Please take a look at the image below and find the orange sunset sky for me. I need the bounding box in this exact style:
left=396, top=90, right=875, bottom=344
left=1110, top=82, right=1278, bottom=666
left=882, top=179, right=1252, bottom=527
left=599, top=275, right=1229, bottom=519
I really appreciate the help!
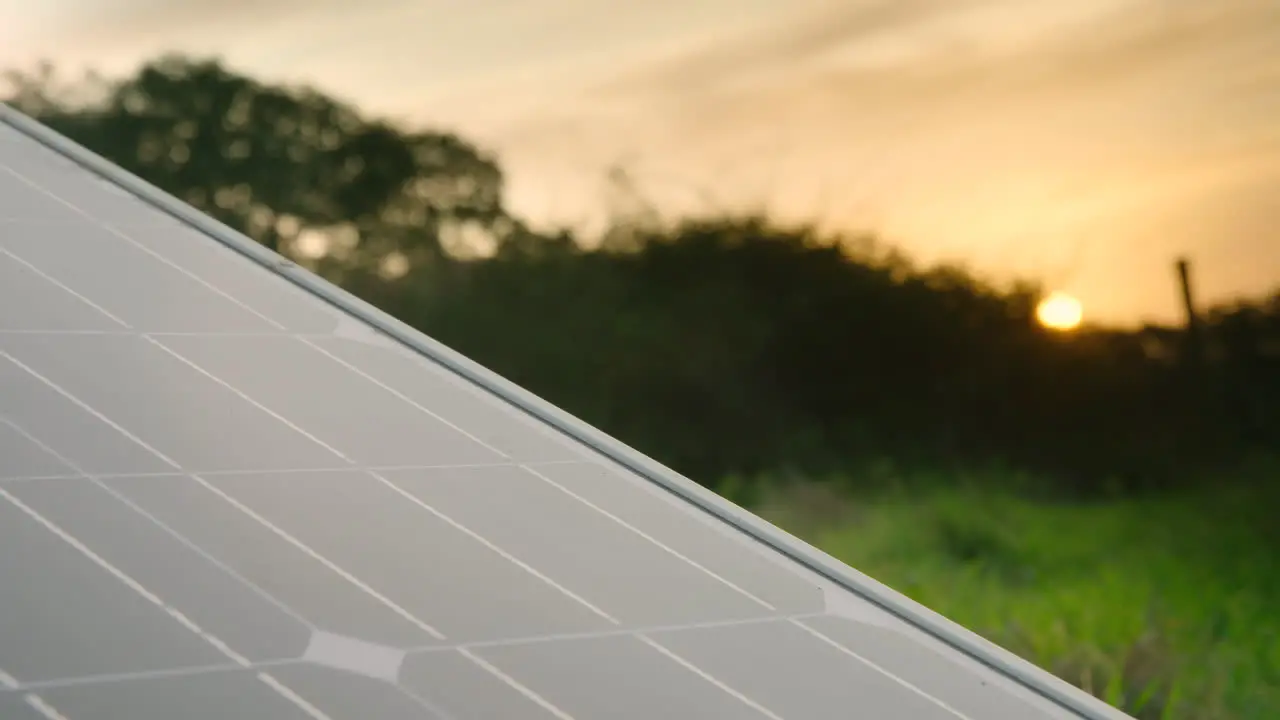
left=1, top=0, right=1277, bottom=324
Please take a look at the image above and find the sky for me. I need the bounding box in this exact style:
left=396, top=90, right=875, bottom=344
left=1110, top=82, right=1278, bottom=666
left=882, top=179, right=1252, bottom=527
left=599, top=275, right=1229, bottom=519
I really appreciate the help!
left=1, top=0, right=1277, bottom=324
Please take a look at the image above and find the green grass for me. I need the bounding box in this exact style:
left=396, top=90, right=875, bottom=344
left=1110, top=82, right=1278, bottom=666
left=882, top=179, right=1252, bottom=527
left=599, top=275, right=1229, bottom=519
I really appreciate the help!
left=742, top=470, right=1280, bottom=719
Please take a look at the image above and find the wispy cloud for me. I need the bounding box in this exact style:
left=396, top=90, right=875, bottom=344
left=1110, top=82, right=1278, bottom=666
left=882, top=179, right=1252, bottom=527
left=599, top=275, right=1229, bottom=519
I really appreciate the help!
left=1, top=0, right=1275, bottom=320
left=472, top=0, right=1279, bottom=320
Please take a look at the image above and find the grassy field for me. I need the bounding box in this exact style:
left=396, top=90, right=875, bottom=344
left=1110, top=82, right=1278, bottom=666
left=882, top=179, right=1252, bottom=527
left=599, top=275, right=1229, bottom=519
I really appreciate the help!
left=737, top=466, right=1279, bottom=720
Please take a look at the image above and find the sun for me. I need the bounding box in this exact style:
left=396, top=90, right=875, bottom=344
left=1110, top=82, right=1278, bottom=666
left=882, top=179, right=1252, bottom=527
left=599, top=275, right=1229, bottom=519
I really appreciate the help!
left=1036, top=292, right=1084, bottom=331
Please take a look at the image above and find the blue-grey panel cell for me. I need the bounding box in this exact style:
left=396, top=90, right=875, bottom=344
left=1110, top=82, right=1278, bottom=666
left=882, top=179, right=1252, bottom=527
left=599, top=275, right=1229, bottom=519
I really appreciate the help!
left=209, top=470, right=614, bottom=643
left=267, top=664, right=443, bottom=720
left=398, top=650, right=562, bottom=720
left=0, top=145, right=178, bottom=227
left=0, top=123, right=24, bottom=142
left=0, top=222, right=281, bottom=333
left=0, top=249, right=123, bottom=331
left=0, top=333, right=347, bottom=473
left=158, top=335, right=505, bottom=467
left=800, top=615, right=1063, bottom=719
left=532, top=462, right=825, bottom=614
left=0, top=422, right=73, bottom=479
left=0, top=351, right=174, bottom=475
left=121, top=219, right=342, bottom=334
left=0, top=497, right=226, bottom=684
left=386, top=465, right=775, bottom=627
left=106, top=474, right=439, bottom=649
left=8, top=478, right=312, bottom=662
left=308, top=338, right=587, bottom=462
left=474, top=634, right=773, bottom=720
left=650, top=619, right=976, bottom=720
left=0, top=692, right=52, bottom=720
left=38, top=670, right=318, bottom=720
left=0, top=166, right=70, bottom=222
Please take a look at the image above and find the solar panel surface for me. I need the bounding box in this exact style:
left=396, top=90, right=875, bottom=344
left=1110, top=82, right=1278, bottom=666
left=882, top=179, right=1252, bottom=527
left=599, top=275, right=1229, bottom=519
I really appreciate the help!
left=0, top=106, right=1133, bottom=720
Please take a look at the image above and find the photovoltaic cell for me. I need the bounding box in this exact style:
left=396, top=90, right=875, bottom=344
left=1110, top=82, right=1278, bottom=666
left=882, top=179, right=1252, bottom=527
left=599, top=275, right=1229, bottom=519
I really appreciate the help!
left=0, top=103, right=1134, bottom=720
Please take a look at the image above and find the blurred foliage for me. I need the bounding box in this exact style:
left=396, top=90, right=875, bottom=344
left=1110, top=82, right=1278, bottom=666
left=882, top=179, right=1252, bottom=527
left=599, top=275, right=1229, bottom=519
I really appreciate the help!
left=5, top=56, right=1278, bottom=497
left=5, top=56, right=509, bottom=273
left=753, top=471, right=1280, bottom=720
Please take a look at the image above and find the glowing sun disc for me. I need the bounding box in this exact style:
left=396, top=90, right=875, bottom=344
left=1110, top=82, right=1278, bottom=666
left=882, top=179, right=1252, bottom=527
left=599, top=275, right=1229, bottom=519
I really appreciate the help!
left=1036, top=292, right=1083, bottom=331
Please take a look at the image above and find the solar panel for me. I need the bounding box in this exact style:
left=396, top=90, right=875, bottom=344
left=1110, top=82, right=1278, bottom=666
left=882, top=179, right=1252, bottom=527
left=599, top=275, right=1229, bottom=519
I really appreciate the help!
left=0, top=104, right=1134, bottom=720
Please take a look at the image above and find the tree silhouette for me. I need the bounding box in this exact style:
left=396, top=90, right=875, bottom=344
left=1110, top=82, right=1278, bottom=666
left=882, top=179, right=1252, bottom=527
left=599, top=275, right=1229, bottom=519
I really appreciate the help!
left=5, top=55, right=1276, bottom=495
left=6, top=56, right=508, bottom=277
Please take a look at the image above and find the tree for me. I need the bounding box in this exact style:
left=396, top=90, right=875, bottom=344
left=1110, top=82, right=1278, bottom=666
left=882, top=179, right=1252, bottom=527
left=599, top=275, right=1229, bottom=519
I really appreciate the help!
left=5, top=56, right=508, bottom=276
left=7, top=55, right=1275, bottom=493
